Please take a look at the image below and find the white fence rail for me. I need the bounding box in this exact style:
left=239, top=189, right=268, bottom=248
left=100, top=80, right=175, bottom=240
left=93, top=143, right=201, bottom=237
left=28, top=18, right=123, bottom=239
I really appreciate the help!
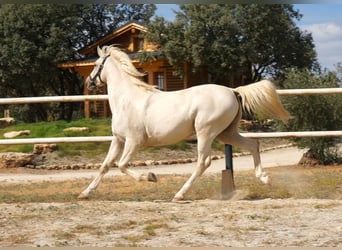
left=277, top=88, right=342, bottom=95
left=0, top=95, right=108, bottom=105
left=1, top=131, right=341, bottom=146
left=0, top=136, right=114, bottom=145
left=0, top=88, right=341, bottom=145
left=0, top=88, right=341, bottom=105
left=241, top=131, right=342, bottom=138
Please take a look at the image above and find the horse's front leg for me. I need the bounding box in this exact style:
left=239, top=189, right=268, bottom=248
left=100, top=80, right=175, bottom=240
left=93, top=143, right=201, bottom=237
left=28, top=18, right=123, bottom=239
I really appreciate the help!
left=78, top=137, right=122, bottom=199
left=117, top=139, right=157, bottom=182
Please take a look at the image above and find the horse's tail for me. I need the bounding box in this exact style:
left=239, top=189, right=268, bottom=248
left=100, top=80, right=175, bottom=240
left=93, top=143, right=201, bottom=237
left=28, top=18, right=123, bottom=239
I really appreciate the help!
left=234, top=80, right=290, bottom=122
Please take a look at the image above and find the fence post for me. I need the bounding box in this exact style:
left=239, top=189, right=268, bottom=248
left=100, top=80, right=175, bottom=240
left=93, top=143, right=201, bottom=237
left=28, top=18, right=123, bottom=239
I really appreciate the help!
left=4, top=109, right=10, bottom=118
left=221, top=144, right=235, bottom=200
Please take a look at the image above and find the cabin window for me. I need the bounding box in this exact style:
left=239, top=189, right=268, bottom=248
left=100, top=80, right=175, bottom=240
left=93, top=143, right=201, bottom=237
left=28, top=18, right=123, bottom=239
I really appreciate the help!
left=133, top=37, right=144, bottom=52
left=154, top=72, right=164, bottom=90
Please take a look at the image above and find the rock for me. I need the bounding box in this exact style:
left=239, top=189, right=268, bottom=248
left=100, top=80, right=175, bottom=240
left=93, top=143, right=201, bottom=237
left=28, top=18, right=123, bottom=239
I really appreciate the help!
left=64, top=165, right=71, bottom=170
left=47, top=165, right=58, bottom=170
left=33, top=144, right=57, bottom=154
left=211, top=155, right=224, bottom=160
left=63, top=127, right=89, bottom=132
left=0, top=117, right=15, bottom=128
left=145, top=160, right=155, bottom=166
left=133, top=160, right=146, bottom=167
left=71, top=164, right=80, bottom=170
left=94, top=163, right=102, bottom=169
left=86, top=164, right=93, bottom=169
left=3, top=130, right=30, bottom=138
left=298, top=150, right=323, bottom=166
left=0, top=152, right=34, bottom=168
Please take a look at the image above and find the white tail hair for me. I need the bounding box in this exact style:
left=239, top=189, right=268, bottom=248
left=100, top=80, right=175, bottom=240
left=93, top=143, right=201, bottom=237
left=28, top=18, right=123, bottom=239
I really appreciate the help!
left=234, top=80, right=290, bottom=122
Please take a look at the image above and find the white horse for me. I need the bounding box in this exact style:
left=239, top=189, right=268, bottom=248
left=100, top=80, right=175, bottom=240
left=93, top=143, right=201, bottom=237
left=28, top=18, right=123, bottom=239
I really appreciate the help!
left=78, top=45, right=290, bottom=202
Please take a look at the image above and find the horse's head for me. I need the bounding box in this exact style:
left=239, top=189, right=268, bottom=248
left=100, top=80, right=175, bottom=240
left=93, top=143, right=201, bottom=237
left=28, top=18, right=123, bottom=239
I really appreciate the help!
left=86, top=46, right=110, bottom=91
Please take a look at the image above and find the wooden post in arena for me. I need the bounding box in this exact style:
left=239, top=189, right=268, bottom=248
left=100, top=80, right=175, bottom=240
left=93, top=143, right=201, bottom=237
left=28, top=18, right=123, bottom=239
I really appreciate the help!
left=221, top=144, right=235, bottom=200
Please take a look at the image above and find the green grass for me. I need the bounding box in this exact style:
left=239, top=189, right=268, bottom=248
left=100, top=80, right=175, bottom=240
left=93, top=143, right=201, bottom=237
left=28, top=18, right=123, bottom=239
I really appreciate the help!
left=0, top=119, right=112, bottom=154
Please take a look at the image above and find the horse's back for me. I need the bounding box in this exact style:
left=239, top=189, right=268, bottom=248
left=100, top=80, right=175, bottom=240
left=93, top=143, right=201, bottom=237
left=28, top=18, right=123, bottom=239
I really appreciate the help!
left=147, top=84, right=238, bottom=118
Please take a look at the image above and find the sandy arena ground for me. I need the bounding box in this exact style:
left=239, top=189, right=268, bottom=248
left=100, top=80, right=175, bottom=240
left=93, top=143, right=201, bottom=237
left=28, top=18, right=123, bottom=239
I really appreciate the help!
left=0, top=199, right=341, bottom=247
left=0, top=146, right=341, bottom=247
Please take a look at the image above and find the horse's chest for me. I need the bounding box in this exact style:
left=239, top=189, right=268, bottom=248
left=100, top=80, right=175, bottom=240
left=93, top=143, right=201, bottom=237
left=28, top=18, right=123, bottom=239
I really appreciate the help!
left=111, top=111, right=145, bottom=137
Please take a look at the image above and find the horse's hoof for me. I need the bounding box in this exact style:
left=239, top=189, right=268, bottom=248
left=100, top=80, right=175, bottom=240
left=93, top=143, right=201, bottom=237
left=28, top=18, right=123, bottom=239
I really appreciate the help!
left=261, top=175, right=271, bottom=185
left=172, top=196, right=182, bottom=202
left=148, top=172, right=157, bottom=182
left=172, top=197, right=192, bottom=203
left=78, top=193, right=89, bottom=199
left=172, top=198, right=192, bottom=204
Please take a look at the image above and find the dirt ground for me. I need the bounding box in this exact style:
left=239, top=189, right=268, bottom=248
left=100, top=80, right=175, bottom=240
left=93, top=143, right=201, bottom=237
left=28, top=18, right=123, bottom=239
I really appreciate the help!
left=0, top=198, right=341, bottom=247
left=0, top=143, right=341, bottom=247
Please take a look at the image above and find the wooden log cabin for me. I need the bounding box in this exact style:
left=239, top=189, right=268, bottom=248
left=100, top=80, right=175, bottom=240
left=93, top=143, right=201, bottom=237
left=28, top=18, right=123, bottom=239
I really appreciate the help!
left=58, top=22, right=243, bottom=118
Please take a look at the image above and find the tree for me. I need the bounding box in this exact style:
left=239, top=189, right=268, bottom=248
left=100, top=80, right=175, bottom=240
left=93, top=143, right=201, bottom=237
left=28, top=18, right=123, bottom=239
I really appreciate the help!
left=279, top=69, right=342, bottom=164
left=235, top=4, right=318, bottom=83
left=76, top=4, right=156, bottom=50
left=0, top=4, right=155, bottom=122
left=0, top=5, right=76, bottom=121
left=145, top=4, right=317, bottom=85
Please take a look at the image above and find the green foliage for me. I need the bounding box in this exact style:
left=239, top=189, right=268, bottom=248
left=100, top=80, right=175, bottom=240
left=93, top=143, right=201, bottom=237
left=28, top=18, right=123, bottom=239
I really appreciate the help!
left=0, top=118, right=112, bottom=154
left=279, top=69, right=342, bottom=164
left=0, top=4, right=155, bottom=122
left=146, top=4, right=317, bottom=85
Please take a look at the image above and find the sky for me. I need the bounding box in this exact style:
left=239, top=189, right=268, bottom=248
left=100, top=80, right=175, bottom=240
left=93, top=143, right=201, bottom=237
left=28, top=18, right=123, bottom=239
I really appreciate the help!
left=155, top=4, right=342, bottom=71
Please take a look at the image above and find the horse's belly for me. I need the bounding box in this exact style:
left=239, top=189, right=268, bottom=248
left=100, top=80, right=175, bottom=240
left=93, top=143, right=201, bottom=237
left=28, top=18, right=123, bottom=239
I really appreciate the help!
left=144, top=116, right=194, bottom=146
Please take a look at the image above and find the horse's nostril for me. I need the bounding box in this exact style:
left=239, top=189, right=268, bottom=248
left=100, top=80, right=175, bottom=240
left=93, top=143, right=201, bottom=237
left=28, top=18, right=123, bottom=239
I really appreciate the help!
left=86, top=77, right=96, bottom=91
left=88, top=83, right=96, bottom=91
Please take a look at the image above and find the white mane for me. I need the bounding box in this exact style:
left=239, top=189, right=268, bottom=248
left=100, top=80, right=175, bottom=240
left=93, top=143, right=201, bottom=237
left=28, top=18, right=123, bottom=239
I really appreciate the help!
left=100, top=46, right=159, bottom=92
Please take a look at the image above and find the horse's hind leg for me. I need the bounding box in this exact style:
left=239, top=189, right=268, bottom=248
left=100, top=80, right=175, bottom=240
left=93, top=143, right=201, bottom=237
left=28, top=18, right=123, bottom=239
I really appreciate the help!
left=217, top=130, right=270, bottom=184
left=78, top=137, right=123, bottom=199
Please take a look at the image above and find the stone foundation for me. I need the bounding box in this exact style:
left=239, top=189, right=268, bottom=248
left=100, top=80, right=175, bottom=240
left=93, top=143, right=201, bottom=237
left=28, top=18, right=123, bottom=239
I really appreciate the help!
left=0, top=152, right=34, bottom=168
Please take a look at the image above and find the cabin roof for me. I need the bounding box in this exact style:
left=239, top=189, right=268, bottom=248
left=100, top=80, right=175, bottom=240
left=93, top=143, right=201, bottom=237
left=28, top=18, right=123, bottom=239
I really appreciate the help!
left=79, top=22, right=147, bottom=56
left=58, top=51, right=164, bottom=69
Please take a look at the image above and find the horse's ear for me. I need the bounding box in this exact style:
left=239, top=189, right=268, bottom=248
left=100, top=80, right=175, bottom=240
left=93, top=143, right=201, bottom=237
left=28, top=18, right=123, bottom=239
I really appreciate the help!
left=97, top=46, right=104, bottom=57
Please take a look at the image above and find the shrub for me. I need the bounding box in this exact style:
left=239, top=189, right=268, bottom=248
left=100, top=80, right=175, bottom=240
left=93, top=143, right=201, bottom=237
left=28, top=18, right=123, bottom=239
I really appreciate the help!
left=278, top=69, right=342, bottom=164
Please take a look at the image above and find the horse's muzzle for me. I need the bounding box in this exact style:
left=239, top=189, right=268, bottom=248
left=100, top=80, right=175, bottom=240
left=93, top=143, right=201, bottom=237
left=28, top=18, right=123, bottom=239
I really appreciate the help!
left=86, top=77, right=97, bottom=91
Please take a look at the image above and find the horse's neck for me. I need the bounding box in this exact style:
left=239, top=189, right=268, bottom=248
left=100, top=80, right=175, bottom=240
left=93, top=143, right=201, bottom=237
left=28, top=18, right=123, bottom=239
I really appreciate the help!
left=106, top=77, right=147, bottom=113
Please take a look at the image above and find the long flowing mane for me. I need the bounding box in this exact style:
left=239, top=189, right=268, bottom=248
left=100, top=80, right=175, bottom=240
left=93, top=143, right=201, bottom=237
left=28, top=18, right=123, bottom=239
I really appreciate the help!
left=101, top=46, right=159, bottom=92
